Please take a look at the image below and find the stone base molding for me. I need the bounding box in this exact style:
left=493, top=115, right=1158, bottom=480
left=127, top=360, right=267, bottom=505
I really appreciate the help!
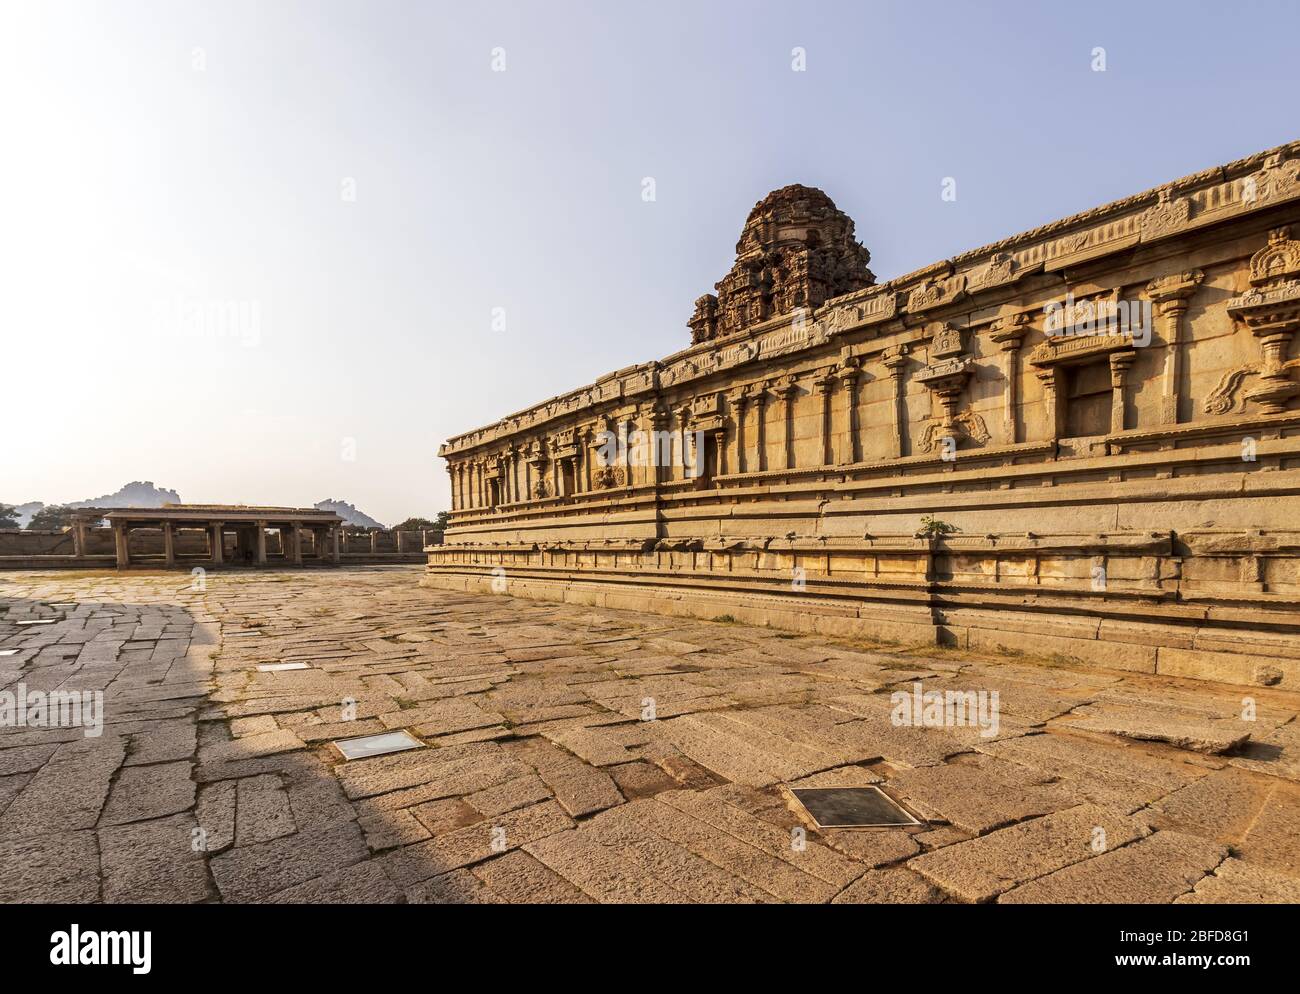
left=427, top=516, right=1300, bottom=689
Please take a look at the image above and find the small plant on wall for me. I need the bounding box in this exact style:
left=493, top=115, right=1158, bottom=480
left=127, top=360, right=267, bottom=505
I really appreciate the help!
left=917, top=514, right=959, bottom=537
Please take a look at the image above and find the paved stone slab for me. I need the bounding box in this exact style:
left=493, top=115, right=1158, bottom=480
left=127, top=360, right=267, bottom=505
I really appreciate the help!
left=632, top=797, right=841, bottom=903
left=1064, top=709, right=1252, bottom=754
left=524, top=827, right=692, bottom=903
left=406, top=868, right=503, bottom=903
left=658, top=788, right=864, bottom=889
left=194, top=781, right=236, bottom=853
left=234, top=774, right=296, bottom=845
left=579, top=804, right=777, bottom=903
left=466, top=774, right=552, bottom=817
left=998, top=831, right=1227, bottom=903
left=199, top=729, right=306, bottom=766
left=263, top=860, right=403, bottom=904
left=886, top=761, right=1078, bottom=835
left=379, top=800, right=573, bottom=888
left=910, top=803, right=1149, bottom=903
left=100, top=760, right=196, bottom=826
left=1229, top=718, right=1300, bottom=783
left=0, top=830, right=100, bottom=903
left=832, top=867, right=945, bottom=904
left=99, top=812, right=211, bottom=903
left=1175, top=857, right=1300, bottom=904
left=209, top=822, right=369, bottom=902
left=0, top=739, right=125, bottom=839
left=470, top=850, right=594, bottom=903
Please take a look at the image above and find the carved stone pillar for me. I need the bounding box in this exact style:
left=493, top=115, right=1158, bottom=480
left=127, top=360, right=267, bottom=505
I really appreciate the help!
left=814, top=370, right=835, bottom=466
left=114, top=523, right=129, bottom=567
left=732, top=392, right=749, bottom=474
left=1147, top=270, right=1204, bottom=424
left=678, top=406, right=692, bottom=481
left=835, top=359, right=861, bottom=465
left=163, top=521, right=175, bottom=566
left=882, top=348, right=910, bottom=459
left=1109, top=351, right=1137, bottom=432
left=210, top=522, right=225, bottom=565
left=658, top=408, right=675, bottom=486
left=1036, top=367, right=1062, bottom=440
left=778, top=377, right=799, bottom=470
left=256, top=521, right=267, bottom=564
left=988, top=312, right=1029, bottom=444
left=753, top=389, right=768, bottom=473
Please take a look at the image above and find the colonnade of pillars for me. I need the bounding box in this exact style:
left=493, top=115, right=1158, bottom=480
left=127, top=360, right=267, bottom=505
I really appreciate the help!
left=108, top=521, right=341, bottom=568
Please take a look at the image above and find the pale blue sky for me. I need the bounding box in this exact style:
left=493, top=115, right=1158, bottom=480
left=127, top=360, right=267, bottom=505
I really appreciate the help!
left=3, top=0, right=1296, bottom=524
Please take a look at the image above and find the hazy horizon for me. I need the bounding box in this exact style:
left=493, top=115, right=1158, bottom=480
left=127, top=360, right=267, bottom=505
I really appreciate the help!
left=4, top=0, right=1298, bottom=524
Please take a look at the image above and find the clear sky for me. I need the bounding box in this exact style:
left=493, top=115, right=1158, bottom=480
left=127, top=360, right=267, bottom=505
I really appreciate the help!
left=3, top=0, right=1297, bottom=525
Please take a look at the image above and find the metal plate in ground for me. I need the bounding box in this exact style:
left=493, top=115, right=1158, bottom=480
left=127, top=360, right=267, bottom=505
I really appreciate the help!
left=256, top=662, right=311, bottom=672
left=14, top=619, right=57, bottom=626
left=332, top=729, right=424, bottom=761
left=789, top=786, right=922, bottom=828
left=0, top=649, right=19, bottom=656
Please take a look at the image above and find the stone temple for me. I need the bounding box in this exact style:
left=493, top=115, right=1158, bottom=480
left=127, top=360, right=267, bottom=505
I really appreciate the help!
left=426, top=140, right=1300, bottom=691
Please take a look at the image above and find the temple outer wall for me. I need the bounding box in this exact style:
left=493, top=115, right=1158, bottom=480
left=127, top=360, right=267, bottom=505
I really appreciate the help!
left=428, top=142, right=1300, bottom=689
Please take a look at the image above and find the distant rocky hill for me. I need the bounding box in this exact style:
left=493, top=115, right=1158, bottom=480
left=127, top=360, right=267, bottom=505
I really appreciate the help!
left=5, top=485, right=386, bottom=531
left=69, top=481, right=182, bottom=509
left=3, top=481, right=182, bottom=527
left=314, top=498, right=385, bottom=530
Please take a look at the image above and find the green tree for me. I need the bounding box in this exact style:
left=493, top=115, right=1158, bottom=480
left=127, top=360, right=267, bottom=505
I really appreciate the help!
left=0, top=504, right=20, bottom=529
left=393, top=511, right=449, bottom=535
left=27, top=505, right=75, bottom=530
left=393, top=516, right=437, bottom=531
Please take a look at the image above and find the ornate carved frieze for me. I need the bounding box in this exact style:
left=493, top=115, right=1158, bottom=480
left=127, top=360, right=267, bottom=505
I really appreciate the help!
left=1246, top=151, right=1300, bottom=207
left=592, top=465, right=627, bottom=489
left=1140, top=186, right=1193, bottom=241
left=968, top=251, right=1021, bottom=292
left=1030, top=291, right=1136, bottom=369
left=819, top=286, right=900, bottom=337
left=1028, top=329, right=1137, bottom=368
left=906, top=273, right=968, bottom=315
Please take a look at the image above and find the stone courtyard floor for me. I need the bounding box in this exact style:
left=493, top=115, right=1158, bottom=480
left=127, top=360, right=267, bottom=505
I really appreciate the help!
left=1, top=565, right=1299, bottom=904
